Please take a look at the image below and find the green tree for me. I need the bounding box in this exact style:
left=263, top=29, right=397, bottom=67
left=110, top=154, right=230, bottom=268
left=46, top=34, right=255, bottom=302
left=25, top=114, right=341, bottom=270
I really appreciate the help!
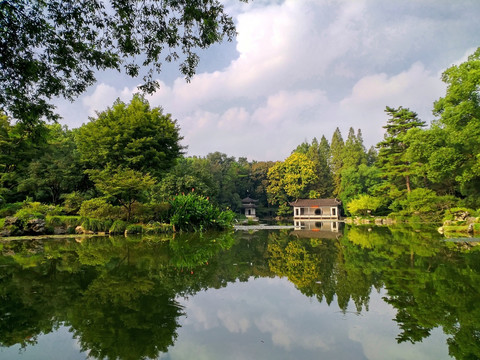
left=17, top=124, right=84, bottom=203
left=330, top=127, right=345, bottom=196
left=339, top=164, right=383, bottom=211
left=376, top=106, right=426, bottom=193
left=433, top=47, right=480, bottom=204
left=1, top=0, right=240, bottom=123
left=347, top=194, right=383, bottom=216
left=87, top=167, right=155, bottom=221
left=0, top=113, right=49, bottom=201
left=305, top=136, right=333, bottom=197
left=342, top=127, right=366, bottom=170
left=267, top=153, right=318, bottom=209
left=155, top=157, right=216, bottom=201
left=76, top=95, right=183, bottom=179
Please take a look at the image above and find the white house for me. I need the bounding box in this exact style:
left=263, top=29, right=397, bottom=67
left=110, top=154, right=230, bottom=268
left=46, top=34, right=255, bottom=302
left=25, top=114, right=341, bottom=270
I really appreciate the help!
left=290, top=199, right=341, bottom=220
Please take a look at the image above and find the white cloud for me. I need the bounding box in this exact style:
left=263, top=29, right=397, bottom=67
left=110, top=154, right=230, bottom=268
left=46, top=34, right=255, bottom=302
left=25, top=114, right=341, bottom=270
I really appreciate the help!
left=61, top=0, right=480, bottom=160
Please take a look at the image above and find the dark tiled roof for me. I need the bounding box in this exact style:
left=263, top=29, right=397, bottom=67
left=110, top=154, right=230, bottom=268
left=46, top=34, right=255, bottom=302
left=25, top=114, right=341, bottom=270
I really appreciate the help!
left=289, top=198, right=341, bottom=207
left=242, top=196, right=258, bottom=203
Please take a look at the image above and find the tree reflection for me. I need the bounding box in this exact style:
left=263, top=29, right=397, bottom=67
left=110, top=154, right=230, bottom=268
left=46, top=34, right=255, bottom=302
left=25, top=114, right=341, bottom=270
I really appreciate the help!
left=1, top=226, right=479, bottom=359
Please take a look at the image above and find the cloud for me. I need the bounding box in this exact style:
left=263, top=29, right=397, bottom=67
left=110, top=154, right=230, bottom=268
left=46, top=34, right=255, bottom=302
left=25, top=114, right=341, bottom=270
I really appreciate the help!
left=62, top=0, right=480, bottom=160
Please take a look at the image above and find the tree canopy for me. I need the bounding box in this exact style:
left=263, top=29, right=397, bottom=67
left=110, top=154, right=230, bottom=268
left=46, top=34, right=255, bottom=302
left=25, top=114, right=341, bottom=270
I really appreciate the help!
left=75, top=94, right=183, bottom=179
left=0, top=0, right=242, bottom=123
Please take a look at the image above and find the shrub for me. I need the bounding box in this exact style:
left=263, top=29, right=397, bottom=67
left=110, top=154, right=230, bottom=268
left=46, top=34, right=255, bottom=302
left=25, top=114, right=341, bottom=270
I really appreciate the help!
left=62, top=191, right=85, bottom=215
left=169, top=193, right=234, bottom=232
left=125, top=224, right=143, bottom=235
left=347, top=195, right=383, bottom=216
left=79, top=198, right=121, bottom=220
left=110, top=220, right=127, bottom=235
left=0, top=202, right=23, bottom=217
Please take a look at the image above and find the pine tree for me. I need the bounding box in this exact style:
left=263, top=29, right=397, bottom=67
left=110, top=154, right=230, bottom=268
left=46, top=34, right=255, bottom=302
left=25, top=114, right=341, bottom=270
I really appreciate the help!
left=376, top=106, right=425, bottom=193
left=330, top=128, right=344, bottom=197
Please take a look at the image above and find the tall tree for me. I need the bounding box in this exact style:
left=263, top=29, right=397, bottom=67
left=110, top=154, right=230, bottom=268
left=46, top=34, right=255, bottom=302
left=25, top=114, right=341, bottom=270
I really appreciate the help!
left=342, top=127, right=366, bottom=170
left=0, top=0, right=241, bottom=123
left=305, top=136, right=333, bottom=197
left=376, top=106, right=425, bottom=193
left=433, top=47, right=480, bottom=203
left=330, top=127, right=344, bottom=197
left=76, top=95, right=183, bottom=179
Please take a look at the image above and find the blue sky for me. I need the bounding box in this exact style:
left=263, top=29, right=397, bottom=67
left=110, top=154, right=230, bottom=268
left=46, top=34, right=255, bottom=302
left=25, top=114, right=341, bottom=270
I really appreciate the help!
left=55, top=0, right=480, bottom=161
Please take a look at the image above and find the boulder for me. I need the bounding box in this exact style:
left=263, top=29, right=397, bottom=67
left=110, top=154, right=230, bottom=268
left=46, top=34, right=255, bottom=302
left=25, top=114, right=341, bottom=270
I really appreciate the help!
left=25, top=218, right=46, bottom=234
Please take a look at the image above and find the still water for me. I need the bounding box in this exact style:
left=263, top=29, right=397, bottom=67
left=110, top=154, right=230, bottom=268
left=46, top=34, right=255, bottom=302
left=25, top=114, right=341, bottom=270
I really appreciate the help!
left=0, top=223, right=479, bottom=359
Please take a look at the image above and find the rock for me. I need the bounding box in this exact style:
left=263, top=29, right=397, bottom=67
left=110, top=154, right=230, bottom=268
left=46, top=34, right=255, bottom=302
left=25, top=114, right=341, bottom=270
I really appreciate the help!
left=54, top=226, right=67, bottom=235
left=374, top=218, right=383, bottom=225
left=454, top=211, right=469, bottom=221
left=467, top=223, right=474, bottom=234
left=438, top=226, right=444, bottom=234
left=25, top=218, right=46, bottom=234
left=4, top=216, right=21, bottom=226
left=75, top=226, right=85, bottom=234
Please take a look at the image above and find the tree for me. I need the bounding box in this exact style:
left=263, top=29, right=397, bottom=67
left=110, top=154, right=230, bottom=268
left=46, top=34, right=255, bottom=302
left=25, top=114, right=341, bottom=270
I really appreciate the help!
left=0, top=0, right=241, bottom=124
left=433, top=47, right=480, bottom=204
left=305, top=136, right=333, bottom=197
left=347, top=194, right=383, bottom=216
left=330, top=127, right=344, bottom=196
left=76, top=95, right=183, bottom=179
left=376, top=106, right=425, bottom=193
left=0, top=113, right=50, bottom=201
left=17, top=124, right=84, bottom=204
left=267, top=152, right=318, bottom=208
left=87, top=167, right=155, bottom=221
left=342, top=127, right=366, bottom=170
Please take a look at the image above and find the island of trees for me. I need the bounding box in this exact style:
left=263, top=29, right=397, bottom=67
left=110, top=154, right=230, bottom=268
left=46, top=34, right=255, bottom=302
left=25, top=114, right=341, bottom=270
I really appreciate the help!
left=1, top=17, right=480, bottom=235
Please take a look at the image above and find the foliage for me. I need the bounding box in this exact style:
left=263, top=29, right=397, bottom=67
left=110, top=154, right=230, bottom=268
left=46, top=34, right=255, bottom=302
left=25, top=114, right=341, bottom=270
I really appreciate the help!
left=126, top=224, right=143, bottom=235
left=62, top=192, right=86, bottom=215
left=87, top=166, right=155, bottom=221
left=391, top=188, right=458, bottom=222
left=79, top=198, right=121, bottom=220
left=168, top=193, right=234, bottom=232
left=267, top=153, right=318, bottom=207
left=1, top=0, right=240, bottom=123
left=330, top=127, right=345, bottom=196
left=109, top=220, right=127, bottom=235
left=76, top=95, right=183, bottom=178
left=17, top=124, right=84, bottom=204
left=347, top=195, right=383, bottom=216
left=433, top=47, right=480, bottom=203
left=376, top=106, right=426, bottom=193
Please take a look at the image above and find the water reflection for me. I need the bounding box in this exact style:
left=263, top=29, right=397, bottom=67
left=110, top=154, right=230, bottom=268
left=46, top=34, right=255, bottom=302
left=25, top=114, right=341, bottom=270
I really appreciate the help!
left=0, top=226, right=479, bottom=359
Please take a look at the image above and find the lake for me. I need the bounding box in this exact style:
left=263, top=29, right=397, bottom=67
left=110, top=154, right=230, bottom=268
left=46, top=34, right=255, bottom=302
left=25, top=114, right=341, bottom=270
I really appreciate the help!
left=0, top=223, right=479, bottom=359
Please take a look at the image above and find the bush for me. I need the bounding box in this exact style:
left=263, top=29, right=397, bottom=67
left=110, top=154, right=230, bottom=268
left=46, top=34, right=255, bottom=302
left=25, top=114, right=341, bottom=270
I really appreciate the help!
left=129, top=202, right=171, bottom=223
left=125, top=224, right=143, bottom=235
left=143, top=222, right=174, bottom=234
left=0, top=202, right=23, bottom=217
left=169, top=193, right=235, bottom=232
left=347, top=194, right=383, bottom=216
left=110, top=220, right=127, bottom=235
left=62, top=191, right=85, bottom=215
left=79, top=198, right=121, bottom=220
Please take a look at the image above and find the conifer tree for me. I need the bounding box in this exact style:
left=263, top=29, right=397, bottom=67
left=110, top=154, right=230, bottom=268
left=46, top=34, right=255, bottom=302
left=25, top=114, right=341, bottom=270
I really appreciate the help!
left=376, top=106, right=425, bottom=193
left=330, top=128, right=344, bottom=196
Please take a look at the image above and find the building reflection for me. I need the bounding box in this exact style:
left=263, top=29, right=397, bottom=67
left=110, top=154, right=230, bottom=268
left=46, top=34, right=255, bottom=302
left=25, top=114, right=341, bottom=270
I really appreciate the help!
left=292, top=220, right=343, bottom=239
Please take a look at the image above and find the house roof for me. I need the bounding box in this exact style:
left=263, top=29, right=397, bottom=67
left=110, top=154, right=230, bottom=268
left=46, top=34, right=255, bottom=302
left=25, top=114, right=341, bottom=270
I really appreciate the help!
left=289, top=198, right=341, bottom=207
left=241, top=196, right=258, bottom=203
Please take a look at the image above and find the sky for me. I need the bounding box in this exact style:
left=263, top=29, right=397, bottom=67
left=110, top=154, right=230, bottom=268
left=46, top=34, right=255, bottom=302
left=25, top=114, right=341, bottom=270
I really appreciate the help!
left=55, top=0, right=480, bottom=162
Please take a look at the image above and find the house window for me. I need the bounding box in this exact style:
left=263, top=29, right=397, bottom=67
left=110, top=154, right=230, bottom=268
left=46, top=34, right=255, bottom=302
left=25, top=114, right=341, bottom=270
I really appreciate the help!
left=314, top=208, right=322, bottom=216
left=296, top=208, right=299, bottom=216
left=331, top=207, right=337, bottom=216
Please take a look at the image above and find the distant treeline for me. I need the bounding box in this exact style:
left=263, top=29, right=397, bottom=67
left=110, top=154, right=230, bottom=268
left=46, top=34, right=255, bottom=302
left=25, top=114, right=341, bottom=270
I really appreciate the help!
left=1, top=49, right=480, bottom=222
